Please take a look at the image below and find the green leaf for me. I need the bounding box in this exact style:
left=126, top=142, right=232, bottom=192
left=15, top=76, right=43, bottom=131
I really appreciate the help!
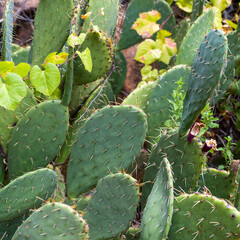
left=135, top=39, right=161, bottom=65
left=0, top=61, right=15, bottom=78
left=67, top=33, right=86, bottom=48
left=30, top=63, right=61, bottom=96
left=176, top=0, right=193, bottom=13
left=131, top=10, right=161, bottom=38
left=141, top=65, right=158, bottom=81
left=155, top=30, right=177, bottom=64
left=0, top=73, right=27, bottom=110
left=43, top=52, right=69, bottom=67
left=210, top=0, right=231, bottom=12
left=15, top=63, right=31, bottom=78
left=76, top=48, right=92, bottom=73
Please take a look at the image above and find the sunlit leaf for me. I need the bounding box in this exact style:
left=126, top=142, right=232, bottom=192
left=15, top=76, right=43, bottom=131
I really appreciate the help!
left=210, top=0, right=232, bottom=12
left=76, top=48, right=92, bottom=73
left=141, top=65, right=159, bottom=82
left=48, top=87, right=61, bottom=100
left=226, top=20, right=237, bottom=29
left=0, top=73, right=27, bottom=110
left=176, top=0, right=193, bottom=13
left=155, top=30, right=177, bottom=64
left=43, top=52, right=69, bottom=67
left=15, top=63, right=31, bottom=78
left=67, top=33, right=86, bottom=48
left=135, top=39, right=161, bottom=65
left=131, top=10, right=161, bottom=38
left=30, top=63, right=61, bottom=96
left=0, top=61, right=15, bottom=78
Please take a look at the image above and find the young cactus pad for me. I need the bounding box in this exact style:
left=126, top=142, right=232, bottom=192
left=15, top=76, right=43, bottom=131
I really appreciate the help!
left=84, top=173, right=140, bottom=239
left=179, top=29, right=228, bottom=136
left=0, top=168, right=57, bottom=221
left=141, top=158, right=174, bottom=240
left=7, top=100, right=69, bottom=179
left=12, top=202, right=88, bottom=240
left=66, top=105, right=147, bottom=197
left=169, top=193, right=240, bottom=239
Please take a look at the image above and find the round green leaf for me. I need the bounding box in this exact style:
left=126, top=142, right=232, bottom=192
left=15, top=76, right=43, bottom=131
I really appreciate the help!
left=15, top=63, right=31, bottom=78
left=0, top=73, right=27, bottom=110
left=30, top=62, right=60, bottom=96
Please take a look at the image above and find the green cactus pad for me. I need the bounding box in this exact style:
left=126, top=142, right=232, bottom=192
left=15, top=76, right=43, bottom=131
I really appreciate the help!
left=0, top=215, right=26, bottom=240
left=0, top=154, right=4, bottom=186
left=122, top=81, right=156, bottom=111
left=56, top=82, right=114, bottom=164
left=12, top=202, right=88, bottom=240
left=73, top=29, right=113, bottom=85
left=65, top=196, right=91, bottom=213
left=179, top=29, right=228, bottom=136
left=141, top=158, right=174, bottom=240
left=196, top=168, right=237, bottom=200
left=0, top=88, right=37, bottom=154
left=173, top=19, right=189, bottom=51
left=69, top=79, right=102, bottom=116
left=144, top=65, right=190, bottom=143
left=190, top=0, right=205, bottom=25
left=117, top=0, right=175, bottom=51
left=176, top=8, right=221, bottom=66
left=1, top=0, right=14, bottom=61
left=8, top=100, right=69, bottom=179
left=169, top=193, right=240, bottom=239
left=0, top=168, right=57, bottom=221
left=67, top=105, right=147, bottom=197
left=85, top=173, right=140, bottom=239
left=81, top=0, right=119, bottom=37
left=12, top=45, right=30, bottom=65
left=143, top=130, right=204, bottom=203
left=31, top=0, right=73, bottom=66
left=109, top=51, right=127, bottom=97
left=212, top=30, right=238, bottom=104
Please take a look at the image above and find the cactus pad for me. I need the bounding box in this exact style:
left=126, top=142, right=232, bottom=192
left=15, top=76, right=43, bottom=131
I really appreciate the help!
left=73, top=29, right=113, bottom=85
left=31, top=0, right=73, bottom=66
left=179, top=29, right=228, bottom=136
left=85, top=173, right=140, bottom=239
left=169, top=193, right=240, bottom=239
left=141, top=158, right=174, bottom=240
left=8, top=100, right=69, bottom=179
left=67, top=105, right=147, bottom=197
left=0, top=168, right=57, bottom=221
left=12, top=202, right=88, bottom=240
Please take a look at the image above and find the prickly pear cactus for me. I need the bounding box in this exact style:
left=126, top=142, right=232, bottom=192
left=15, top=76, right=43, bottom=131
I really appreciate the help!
left=143, top=130, right=204, bottom=203
left=66, top=105, right=147, bottom=197
left=12, top=202, right=88, bottom=240
left=31, top=0, right=73, bottom=66
left=84, top=173, right=140, bottom=239
left=0, top=168, right=57, bottom=221
left=56, top=82, right=114, bottom=164
left=179, top=29, right=228, bottom=136
left=7, top=100, right=69, bottom=179
left=73, top=29, right=113, bottom=85
left=169, top=193, right=240, bottom=239
left=81, top=0, right=119, bottom=37
left=176, top=7, right=221, bottom=66
left=0, top=88, right=37, bottom=154
left=141, top=158, right=174, bottom=240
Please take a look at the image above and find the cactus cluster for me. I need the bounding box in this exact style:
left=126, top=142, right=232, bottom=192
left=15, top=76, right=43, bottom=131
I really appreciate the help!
left=0, top=0, right=239, bottom=239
